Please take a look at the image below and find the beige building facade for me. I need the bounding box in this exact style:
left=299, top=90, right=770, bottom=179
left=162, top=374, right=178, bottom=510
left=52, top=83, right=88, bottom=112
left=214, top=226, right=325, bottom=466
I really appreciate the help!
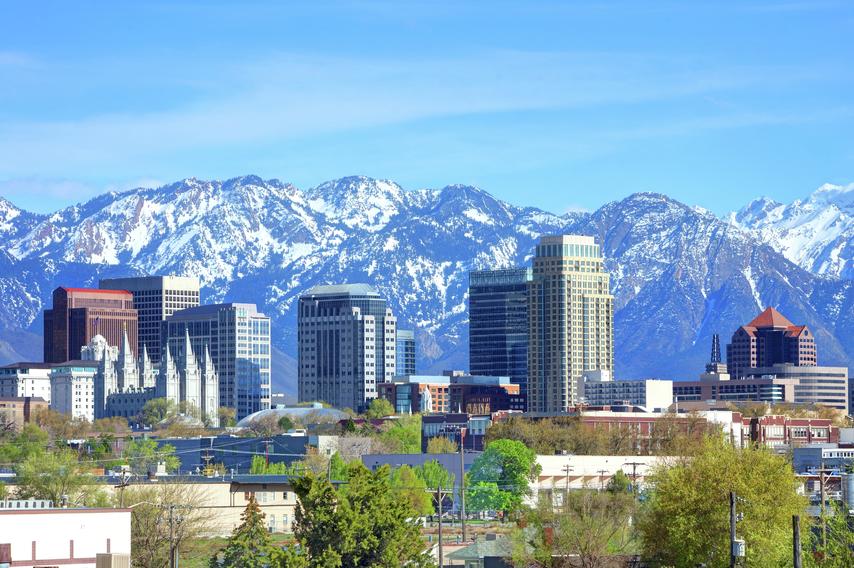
left=528, top=235, right=614, bottom=412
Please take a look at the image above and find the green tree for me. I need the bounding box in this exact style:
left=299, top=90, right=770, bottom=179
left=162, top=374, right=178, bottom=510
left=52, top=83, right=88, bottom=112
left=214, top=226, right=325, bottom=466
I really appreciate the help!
left=416, top=459, right=455, bottom=491
left=218, top=406, right=237, bottom=427
left=211, top=495, right=277, bottom=567
left=290, top=462, right=433, bottom=567
left=467, top=482, right=510, bottom=515
left=0, top=423, right=49, bottom=463
left=378, top=414, right=421, bottom=454
left=124, top=438, right=180, bottom=474
left=511, top=490, right=636, bottom=568
left=426, top=436, right=458, bottom=454
left=389, top=465, right=432, bottom=516
left=14, top=448, right=99, bottom=506
left=278, top=415, right=295, bottom=432
left=469, top=439, right=540, bottom=513
left=329, top=452, right=349, bottom=482
left=365, top=398, right=395, bottom=419
left=807, top=501, right=854, bottom=567
left=606, top=469, right=631, bottom=493
left=141, top=398, right=178, bottom=426
left=638, top=436, right=807, bottom=567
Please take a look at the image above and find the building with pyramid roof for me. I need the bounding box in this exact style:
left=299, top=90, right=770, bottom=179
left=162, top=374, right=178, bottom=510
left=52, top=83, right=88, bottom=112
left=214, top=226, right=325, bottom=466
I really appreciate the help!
left=726, top=307, right=817, bottom=380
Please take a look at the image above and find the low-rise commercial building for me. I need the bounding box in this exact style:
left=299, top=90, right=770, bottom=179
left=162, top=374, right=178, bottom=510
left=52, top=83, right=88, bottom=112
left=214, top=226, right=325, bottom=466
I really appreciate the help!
left=421, top=413, right=493, bottom=452
left=0, top=505, right=131, bottom=568
left=742, top=364, right=849, bottom=411
left=581, top=370, right=672, bottom=411
left=0, top=396, right=48, bottom=430
left=379, top=372, right=524, bottom=415
left=531, top=455, right=669, bottom=506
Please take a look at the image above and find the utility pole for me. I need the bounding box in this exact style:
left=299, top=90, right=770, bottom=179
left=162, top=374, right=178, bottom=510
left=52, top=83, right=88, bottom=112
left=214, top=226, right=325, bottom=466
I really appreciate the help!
left=817, top=465, right=833, bottom=551
left=792, top=515, right=802, bottom=568
left=562, top=463, right=573, bottom=510
left=624, top=461, right=644, bottom=497
left=597, top=469, right=608, bottom=492
left=729, top=491, right=737, bottom=568
left=459, top=426, right=467, bottom=543
left=169, top=504, right=177, bottom=568
left=435, top=486, right=445, bottom=568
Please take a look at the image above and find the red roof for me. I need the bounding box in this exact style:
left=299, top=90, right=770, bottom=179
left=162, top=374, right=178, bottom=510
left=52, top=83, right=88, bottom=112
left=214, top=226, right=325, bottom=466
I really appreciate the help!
left=747, top=307, right=795, bottom=329
left=61, top=287, right=132, bottom=296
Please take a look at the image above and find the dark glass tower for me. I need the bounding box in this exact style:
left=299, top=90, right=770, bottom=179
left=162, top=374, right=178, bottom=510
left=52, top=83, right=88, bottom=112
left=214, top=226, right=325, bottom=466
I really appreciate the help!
left=468, top=268, right=531, bottom=401
left=396, top=329, right=416, bottom=376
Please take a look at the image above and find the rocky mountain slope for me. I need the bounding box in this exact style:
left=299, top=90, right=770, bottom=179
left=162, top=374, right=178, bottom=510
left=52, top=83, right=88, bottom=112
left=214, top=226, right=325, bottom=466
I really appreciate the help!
left=0, top=176, right=850, bottom=395
left=731, top=183, right=853, bottom=279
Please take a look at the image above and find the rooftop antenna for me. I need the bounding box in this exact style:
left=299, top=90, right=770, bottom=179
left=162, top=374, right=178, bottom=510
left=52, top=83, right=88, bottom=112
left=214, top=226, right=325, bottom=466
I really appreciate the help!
left=711, top=333, right=721, bottom=364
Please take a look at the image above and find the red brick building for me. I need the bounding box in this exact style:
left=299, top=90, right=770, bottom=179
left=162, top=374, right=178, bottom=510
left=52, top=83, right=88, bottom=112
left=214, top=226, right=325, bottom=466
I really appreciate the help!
left=726, top=307, right=817, bottom=379
left=43, top=287, right=138, bottom=363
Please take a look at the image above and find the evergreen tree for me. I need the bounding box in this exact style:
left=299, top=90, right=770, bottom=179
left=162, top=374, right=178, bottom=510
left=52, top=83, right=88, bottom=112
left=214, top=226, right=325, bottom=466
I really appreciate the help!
left=212, top=495, right=276, bottom=567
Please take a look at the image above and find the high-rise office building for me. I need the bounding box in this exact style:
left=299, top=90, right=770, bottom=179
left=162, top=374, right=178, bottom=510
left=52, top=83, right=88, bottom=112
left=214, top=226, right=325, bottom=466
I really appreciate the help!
left=468, top=268, right=531, bottom=400
left=99, top=276, right=200, bottom=363
left=43, top=287, right=138, bottom=364
left=163, top=303, right=271, bottom=419
left=726, top=307, right=817, bottom=379
left=528, top=235, right=614, bottom=412
left=298, top=284, right=396, bottom=411
left=396, top=329, right=416, bottom=376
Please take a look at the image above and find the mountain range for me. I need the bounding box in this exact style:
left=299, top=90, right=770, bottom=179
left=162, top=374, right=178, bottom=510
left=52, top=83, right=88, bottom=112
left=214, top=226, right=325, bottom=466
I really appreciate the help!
left=0, top=176, right=851, bottom=396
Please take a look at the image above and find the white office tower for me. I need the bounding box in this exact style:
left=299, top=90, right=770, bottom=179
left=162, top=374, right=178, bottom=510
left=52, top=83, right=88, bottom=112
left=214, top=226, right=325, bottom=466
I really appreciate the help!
left=298, top=284, right=397, bottom=412
left=50, top=361, right=98, bottom=421
left=99, top=275, right=201, bottom=363
left=528, top=235, right=614, bottom=412
left=156, top=328, right=219, bottom=426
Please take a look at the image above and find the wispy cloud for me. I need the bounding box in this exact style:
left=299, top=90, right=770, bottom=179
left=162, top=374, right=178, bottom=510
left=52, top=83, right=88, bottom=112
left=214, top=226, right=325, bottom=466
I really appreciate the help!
left=0, top=51, right=36, bottom=67
left=0, top=50, right=820, bottom=178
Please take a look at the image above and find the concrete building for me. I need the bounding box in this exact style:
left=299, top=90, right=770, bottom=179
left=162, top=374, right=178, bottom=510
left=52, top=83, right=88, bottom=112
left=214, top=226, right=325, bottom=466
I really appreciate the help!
left=395, top=329, right=416, bottom=376
left=378, top=373, right=524, bottom=415
left=43, top=287, right=138, bottom=364
left=0, top=363, right=52, bottom=403
left=164, top=303, right=271, bottom=419
left=0, top=505, right=131, bottom=567
left=528, top=235, right=614, bottom=412
left=742, top=364, right=849, bottom=411
left=581, top=370, right=673, bottom=411
left=298, top=284, right=396, bottom=412
left=155, top=329, right=219, bottom=426
left=726, top=307, right=817, bottom=379
left=99, top=275, right=200, bottom=363
left=468, top=268, right=531, bottom=401
left=49, top=361, right=98, bottom=421
left=0, top=397, right=48, bottom=430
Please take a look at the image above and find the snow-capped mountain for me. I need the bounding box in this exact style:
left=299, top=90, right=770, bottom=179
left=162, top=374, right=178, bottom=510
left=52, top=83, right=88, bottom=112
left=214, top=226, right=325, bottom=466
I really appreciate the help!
left=731, top=183, right=854, bottom=279
left=0, top=176, right=851, bottom=395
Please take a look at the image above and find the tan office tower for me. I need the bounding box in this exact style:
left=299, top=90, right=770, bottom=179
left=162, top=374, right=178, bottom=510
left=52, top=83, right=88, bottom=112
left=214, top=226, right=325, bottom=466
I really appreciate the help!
left=528, top=235, right=614, bottom=412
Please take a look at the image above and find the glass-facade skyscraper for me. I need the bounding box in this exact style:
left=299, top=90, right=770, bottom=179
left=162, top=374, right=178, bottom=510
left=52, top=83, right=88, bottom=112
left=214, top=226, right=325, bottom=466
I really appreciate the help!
left=468, top=268, right=531, bottom=401
left=395, top=329, right=416, bottom=376
left=163, top=303, right=271, bottom=419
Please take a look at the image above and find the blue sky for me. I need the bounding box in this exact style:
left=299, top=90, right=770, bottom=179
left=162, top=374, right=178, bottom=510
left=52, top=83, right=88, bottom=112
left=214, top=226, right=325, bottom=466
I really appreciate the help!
left=0, top=1, right=852, bottom=215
